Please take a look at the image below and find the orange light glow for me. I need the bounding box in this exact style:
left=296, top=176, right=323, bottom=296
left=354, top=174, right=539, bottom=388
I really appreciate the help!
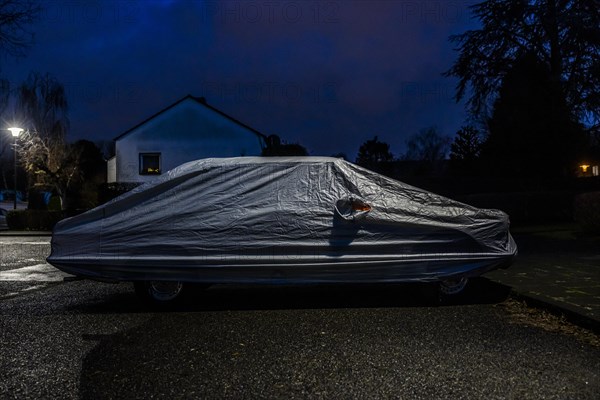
left=352, top=201, right=372, bottom=212
left=580, top=164, right=590, bottom=173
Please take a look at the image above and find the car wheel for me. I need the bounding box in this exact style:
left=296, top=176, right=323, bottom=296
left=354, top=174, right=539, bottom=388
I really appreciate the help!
left=439, top=277, right=469, bottom=296
left=134, top=280, right=185, bottom=306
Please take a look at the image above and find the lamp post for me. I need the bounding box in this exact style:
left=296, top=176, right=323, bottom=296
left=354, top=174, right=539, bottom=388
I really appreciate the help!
left=7, top=127, right=24, bottom=210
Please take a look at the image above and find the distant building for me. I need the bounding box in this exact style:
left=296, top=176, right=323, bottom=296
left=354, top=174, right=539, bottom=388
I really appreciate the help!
left=577, top=159, right=600, bottom=178
left=107, top=95, right=266, bottom=184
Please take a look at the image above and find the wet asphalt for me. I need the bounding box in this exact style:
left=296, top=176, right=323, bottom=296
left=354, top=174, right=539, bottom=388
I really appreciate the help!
left=0, top=278, right=598, bottom=399
left=0, top=236, right=599, bottom=399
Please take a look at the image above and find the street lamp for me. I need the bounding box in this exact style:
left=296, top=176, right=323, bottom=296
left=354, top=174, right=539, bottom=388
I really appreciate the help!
left=7, top=127, right=24, bottom=210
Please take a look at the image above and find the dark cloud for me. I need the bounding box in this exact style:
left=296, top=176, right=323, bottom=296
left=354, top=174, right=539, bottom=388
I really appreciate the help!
left=2, top=0, right=479, bottom=158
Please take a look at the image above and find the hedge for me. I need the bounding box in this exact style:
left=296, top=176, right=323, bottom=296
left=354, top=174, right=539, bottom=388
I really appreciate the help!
left=6, top=210, right=64, bottom=231
left=574, top=191, right=600, bottom=234
left=455, top=191, right=574, bottom=225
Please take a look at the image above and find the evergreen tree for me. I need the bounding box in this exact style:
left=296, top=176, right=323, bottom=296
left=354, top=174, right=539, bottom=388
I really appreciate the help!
left=450, top=126, right=482, bottom=163
left=450, top=126, right=483, bottom=175
left=484, top=52, right=586, bottom=177
left=356, top=136, right=393, bottom=170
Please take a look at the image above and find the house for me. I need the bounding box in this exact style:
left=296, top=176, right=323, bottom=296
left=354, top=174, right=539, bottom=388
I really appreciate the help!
left=578, top=162, right=600, bottom=178
left=107, top=95, right=266, bottom=184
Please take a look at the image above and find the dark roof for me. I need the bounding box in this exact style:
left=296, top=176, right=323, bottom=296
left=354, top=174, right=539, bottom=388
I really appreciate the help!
left=113, top=94, right=267, bottom=142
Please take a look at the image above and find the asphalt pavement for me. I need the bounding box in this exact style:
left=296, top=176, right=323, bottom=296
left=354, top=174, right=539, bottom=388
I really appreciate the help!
left=0, top=229, right=599, bottom=398
left=1, top=278, right=599, bottom=399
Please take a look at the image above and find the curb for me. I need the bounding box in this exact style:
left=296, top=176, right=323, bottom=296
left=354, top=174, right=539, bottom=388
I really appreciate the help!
left=508, top=290, right=600, bottom=334
left=485, top=278, right=600, bottom=334
left=0, top=231, right=52, bottom=237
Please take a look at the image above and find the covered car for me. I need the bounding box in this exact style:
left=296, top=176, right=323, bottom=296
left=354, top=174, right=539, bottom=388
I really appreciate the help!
left=48, top=157, right=516, bottom=302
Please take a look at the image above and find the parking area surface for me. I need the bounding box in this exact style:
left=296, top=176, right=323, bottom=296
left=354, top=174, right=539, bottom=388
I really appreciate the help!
left=0, top=233, right=599, bottom=399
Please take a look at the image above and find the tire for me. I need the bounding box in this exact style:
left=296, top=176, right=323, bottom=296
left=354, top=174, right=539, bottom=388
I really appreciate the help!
left=134, top=280, right=186, bottom=306
left=439, top=277, right=469, bottom=296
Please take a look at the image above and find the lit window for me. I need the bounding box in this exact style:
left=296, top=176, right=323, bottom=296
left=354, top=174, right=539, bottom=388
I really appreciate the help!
left=139, top=153, right=161, bottom=175
left=593, top=165, right=599, bottom=177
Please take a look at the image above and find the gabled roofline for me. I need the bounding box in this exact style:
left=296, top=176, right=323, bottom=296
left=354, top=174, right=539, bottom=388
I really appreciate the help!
left=113, top=94, right=267, bottom=142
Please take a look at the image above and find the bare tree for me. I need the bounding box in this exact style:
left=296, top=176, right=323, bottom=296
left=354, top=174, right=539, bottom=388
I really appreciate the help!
left=0, top=1, right=41, bottom=191
left=444, top=0, right=600, bottom=131
left=18, top=130, right=80, bottom=208
left=404, top=127, right=450, bottom=163
left=0, top=0, right=40, bottom=109
left=0, top=0, right=41, bottom=58
left=16, top=72, right=79, bottom=209
left=18, top=72, right=69, bottom=137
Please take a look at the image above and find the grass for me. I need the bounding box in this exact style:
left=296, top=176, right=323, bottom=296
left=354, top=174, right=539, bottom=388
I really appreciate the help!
left=499, top=298, right=600, bottom=348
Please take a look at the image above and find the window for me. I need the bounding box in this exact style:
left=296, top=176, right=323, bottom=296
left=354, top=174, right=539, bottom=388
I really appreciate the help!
left=139, top=153, right=161, bottom=175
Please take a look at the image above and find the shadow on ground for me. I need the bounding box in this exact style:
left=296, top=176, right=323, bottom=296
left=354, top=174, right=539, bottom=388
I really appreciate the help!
left=68, top=277, right=511, bottom=315
left=76, top=279, right=597, bottom=400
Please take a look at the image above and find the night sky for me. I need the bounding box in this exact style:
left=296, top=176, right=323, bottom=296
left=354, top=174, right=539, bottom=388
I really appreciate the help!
left=2, top=0, right=479, bottom=159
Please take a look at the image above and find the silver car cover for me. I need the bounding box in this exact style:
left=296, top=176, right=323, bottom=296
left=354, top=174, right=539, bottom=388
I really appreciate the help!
left=48, top=157, right=517, bottom=283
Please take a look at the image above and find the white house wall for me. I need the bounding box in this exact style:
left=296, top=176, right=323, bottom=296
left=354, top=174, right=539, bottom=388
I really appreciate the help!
left=107, top=157, right=116, bottom=183
left=115, top=98, right=263, bottom=183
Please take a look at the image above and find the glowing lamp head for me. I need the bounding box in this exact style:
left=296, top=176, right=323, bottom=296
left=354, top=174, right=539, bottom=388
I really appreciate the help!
left=8, top=127, right=24, bottom=137
left=580, top=164, right=590, bottom=173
